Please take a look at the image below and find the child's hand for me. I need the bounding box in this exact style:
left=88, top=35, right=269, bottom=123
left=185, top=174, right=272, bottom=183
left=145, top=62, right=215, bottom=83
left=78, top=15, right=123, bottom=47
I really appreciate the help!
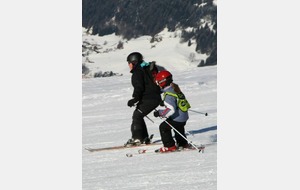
left=153, top=110, right=160, bottom=117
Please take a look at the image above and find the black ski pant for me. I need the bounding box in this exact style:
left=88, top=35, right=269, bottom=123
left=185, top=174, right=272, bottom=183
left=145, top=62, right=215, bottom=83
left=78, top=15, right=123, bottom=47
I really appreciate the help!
left=159, top=119, right=188, bottom=147
left=131, top=99, right=160, bottom=141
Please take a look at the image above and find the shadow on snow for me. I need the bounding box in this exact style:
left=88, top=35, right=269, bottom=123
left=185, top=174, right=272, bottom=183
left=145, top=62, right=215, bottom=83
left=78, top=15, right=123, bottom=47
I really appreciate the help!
left=187, top=125, right=217, bottom=136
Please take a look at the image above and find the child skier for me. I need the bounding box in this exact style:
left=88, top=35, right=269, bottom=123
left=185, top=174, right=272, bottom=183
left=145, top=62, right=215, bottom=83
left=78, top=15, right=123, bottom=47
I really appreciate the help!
left=153, top=70, right=191, bottom=153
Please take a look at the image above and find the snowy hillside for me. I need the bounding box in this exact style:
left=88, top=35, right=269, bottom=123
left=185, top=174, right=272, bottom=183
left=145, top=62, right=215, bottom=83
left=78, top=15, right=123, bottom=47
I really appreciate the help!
left=82, top=28, right=217, bottom=189
left=82, top=28, right=209, bottom=77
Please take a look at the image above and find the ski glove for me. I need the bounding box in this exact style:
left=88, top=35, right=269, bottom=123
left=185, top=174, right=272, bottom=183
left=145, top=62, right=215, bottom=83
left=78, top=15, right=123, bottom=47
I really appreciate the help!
left=153, top=110, right=160, bottom=117
left=159, top=101, right=164, bottom=106
left=127, top=98, right=139, bottom=107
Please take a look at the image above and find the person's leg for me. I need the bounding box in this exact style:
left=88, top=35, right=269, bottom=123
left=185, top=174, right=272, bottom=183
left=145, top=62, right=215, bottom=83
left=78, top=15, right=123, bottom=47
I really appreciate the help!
left=159, top=121, right=175, bottom=147
left=131, top=109, right=146, bottom=141
left=168, top=120, right=188, bottom=147
left=137, top=99, right=160, bottom=140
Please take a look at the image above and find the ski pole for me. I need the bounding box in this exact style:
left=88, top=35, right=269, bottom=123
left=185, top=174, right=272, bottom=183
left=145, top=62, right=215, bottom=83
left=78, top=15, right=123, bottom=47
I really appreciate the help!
left=189, top=109, right=208, bottom=116
left=154, top=108, right=194, bottom=137
left=131, top=103, right=155, bottom=123
left=137, top=108, right=154, bottom=123
left=164, top=120, right=201, bottom=152
left=154, top=109, right=199, bottom=151
left=139, top=108, right=196, bottom=146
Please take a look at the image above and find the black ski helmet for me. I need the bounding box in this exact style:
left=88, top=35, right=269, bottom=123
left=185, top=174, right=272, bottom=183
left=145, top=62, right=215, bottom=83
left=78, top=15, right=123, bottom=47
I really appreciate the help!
left=127, top=52, right=143, bottom=63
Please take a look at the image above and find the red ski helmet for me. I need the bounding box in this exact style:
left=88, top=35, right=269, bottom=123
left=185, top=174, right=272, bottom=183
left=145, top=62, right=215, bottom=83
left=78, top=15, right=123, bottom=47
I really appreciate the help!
left=155, top=70, right=173, bottom=88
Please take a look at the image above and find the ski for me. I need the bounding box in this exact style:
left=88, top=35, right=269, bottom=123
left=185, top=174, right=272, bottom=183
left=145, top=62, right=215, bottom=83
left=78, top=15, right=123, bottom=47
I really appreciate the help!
left=126, top=144, right=207, bottom=157
left=155, top=144, right=206, bottom=153
left=85, top=134, right=160, bottom=152
left=85, top=142, right=162, bottom=152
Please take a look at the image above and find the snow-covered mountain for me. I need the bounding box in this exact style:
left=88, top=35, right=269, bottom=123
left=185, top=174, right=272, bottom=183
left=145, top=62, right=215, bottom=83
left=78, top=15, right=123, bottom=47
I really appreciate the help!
left=82, top=27, right=210, bottom=78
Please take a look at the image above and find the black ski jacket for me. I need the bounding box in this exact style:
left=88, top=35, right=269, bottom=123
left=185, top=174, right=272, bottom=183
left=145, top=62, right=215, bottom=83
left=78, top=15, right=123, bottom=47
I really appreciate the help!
left=131, top=63, right=161, bottom=102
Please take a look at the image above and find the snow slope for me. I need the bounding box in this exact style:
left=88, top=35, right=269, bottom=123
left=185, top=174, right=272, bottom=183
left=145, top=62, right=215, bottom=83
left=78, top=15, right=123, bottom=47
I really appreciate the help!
left=82, top=29, right=217, bottom=190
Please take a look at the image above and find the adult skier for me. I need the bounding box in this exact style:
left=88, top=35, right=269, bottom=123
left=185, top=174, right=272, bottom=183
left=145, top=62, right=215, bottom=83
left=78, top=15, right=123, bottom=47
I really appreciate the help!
left=125, top=52, right=162, bottom=147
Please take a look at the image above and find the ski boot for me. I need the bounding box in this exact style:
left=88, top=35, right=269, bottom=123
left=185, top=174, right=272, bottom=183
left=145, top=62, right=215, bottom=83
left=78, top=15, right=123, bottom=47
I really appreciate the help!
left=124, top=138, right=141, bottom=147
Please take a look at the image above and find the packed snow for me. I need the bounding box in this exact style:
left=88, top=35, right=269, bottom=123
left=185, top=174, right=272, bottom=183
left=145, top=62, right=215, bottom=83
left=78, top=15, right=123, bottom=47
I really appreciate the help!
left=82, top=28, right=217, bottom=190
